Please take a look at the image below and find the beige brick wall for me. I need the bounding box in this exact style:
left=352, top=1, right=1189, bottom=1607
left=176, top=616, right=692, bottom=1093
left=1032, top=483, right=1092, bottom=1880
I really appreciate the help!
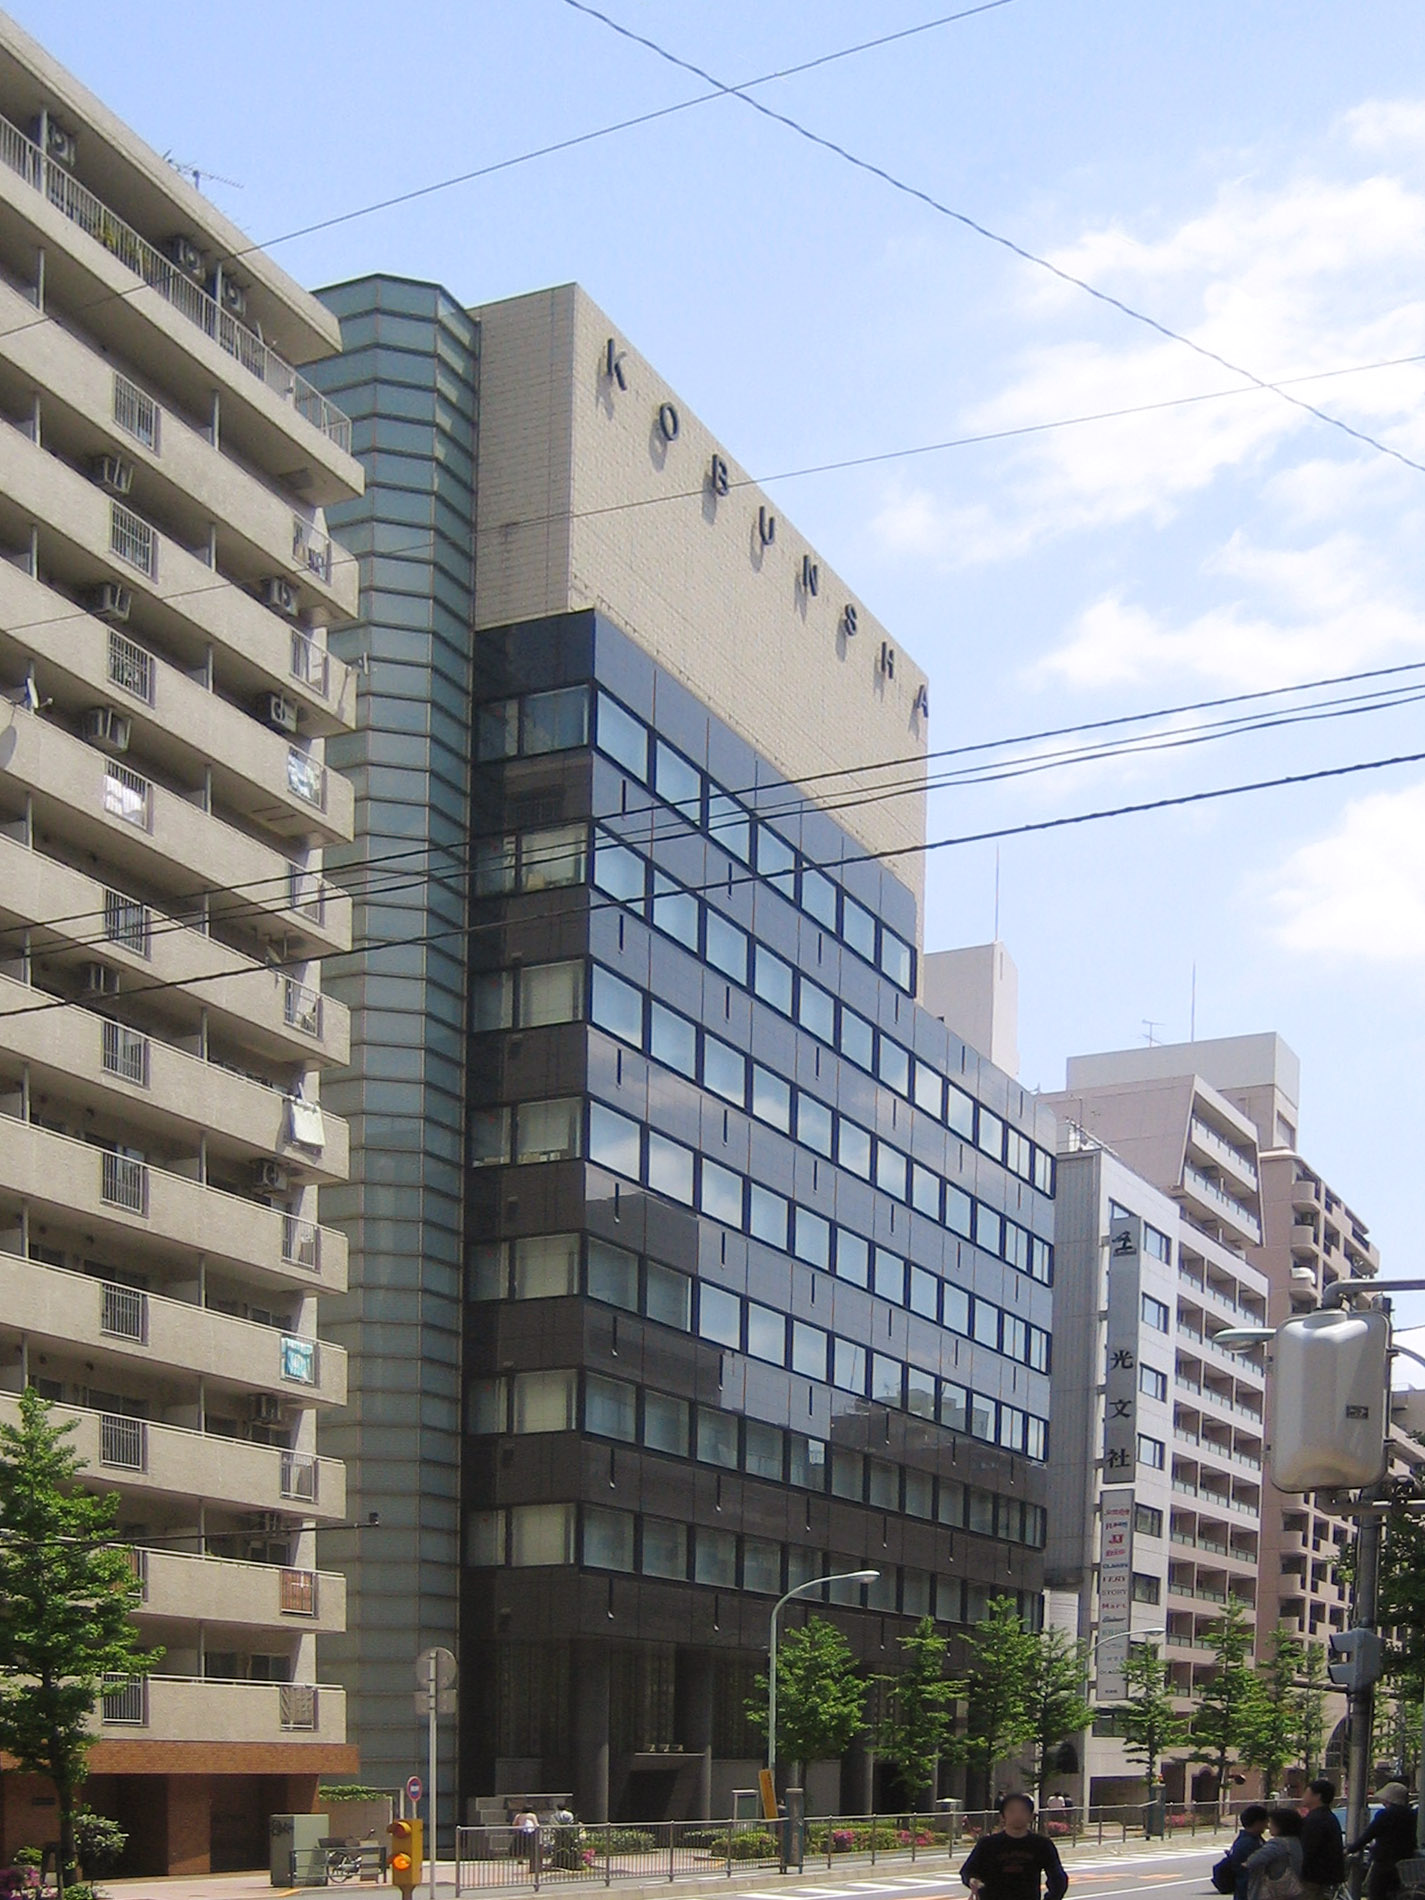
left=471, top=284, right=928, bottom=926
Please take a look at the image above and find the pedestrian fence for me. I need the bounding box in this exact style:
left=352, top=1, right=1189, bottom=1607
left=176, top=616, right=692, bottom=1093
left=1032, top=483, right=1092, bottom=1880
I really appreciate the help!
left=454, top=1803, right=1249, bottom=1892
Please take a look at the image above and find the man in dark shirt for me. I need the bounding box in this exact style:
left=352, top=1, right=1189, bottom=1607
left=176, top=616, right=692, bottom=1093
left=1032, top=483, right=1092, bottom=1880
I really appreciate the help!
left=961, top=1793, right=1069, bottom=1900
left=1300, top=1778, right=1346, bottom=1900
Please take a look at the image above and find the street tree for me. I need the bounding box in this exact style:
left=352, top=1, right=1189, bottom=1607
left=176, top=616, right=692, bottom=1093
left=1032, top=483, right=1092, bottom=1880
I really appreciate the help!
left=748, top=1615, right=867, bottom=1785
left=953, top=1596, right=1038, bottom=1798
left=0, top=1388, right=159, bottom=1883
left=1190, top=1595, right=1257, bottom=1810
left=1026, top=1629, right=1095, bottom=1798
left=1110, top=1641, right=1190, bottom=1790
left=1375, top=1480, right=1425, bottom=1701
left=875, top=1616, right=961, bottom=1807
left=1240, top=1625, right=1305, bottom=1795
left=1295, top=1641, right=1329, bottom=1781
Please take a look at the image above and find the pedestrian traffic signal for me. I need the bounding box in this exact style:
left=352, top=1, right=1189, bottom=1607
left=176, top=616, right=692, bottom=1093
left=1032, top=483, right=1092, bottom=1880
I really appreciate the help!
left=1327, top=1628, right=1383, bottom=1694
left=387, top=1819, right=423, bottom=1892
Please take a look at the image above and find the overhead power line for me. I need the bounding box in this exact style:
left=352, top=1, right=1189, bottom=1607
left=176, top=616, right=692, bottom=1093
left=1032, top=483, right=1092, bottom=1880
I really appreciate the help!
left=559, top=0, right=1425, bottom=481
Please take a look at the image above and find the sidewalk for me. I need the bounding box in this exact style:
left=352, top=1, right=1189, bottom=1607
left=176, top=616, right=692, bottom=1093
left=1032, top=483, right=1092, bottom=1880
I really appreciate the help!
left=102, top=1827, right=1228, bottom=1900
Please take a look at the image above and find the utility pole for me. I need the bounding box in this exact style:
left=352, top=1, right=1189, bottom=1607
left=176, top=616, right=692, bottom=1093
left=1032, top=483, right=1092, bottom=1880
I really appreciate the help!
left=1344, top=1503, right=1382, bottom=1886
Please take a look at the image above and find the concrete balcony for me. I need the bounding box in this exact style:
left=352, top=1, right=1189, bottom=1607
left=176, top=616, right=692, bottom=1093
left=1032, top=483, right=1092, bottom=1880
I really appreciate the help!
left=0, top=274, right=359, bottom=632
left=1187, top=1117, right=1258, bottom=1193
left=0, top=974, right=349, bottom=1184
left=94, top=1674, right=345, bottom=1745
left=0, top=1393, right=345, bottom=1517
left=0, top=562, right=354, bottom=849
left=1180, top=1163, right=1262, bottom=1246
left=0, top=422, right=355, bottom=744
left=0, top=1118, right=348, bottom=1295
left=0, top=706, right=350, bottom=957
left=132, top=1548, right=345, bottom=1635
left=0, top=123, right=361, bottom=505
left=0, top=1254, right=347, bottom=1407
left=0, top=833, right=350, bottom=1069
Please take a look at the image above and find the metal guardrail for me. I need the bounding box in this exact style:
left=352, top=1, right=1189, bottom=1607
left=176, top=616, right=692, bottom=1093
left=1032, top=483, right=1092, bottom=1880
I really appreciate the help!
left=453, top=1804, right=1247, bottom=1892
left=113, top=371, right=159, bottom=450
left=110, top=499, right=157, bottom=578
left=102, top=886, right=153, bottom=955
left=108, top=625, right=156, bottom=703
left=0, top=113, right=353, bottom=453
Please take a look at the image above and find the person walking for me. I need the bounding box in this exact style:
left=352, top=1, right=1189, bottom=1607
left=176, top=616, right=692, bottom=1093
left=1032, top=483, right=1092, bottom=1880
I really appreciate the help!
left=1300, top=1779, right=1347, bottom=1900
left=1348, top=1784, right=1418, bottom=1900
left=1215, top=1805, right=1271, bottom=1900
left=960, top=1793, right=1068, bottom=1900
left=1244, top=1805, right=1305, bottom=1900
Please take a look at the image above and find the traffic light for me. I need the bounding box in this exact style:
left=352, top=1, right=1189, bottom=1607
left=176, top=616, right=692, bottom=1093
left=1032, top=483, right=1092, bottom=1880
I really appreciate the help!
left=1327, top=1628, right=1383, bottom=1694
left=387, top=1819, right=423, bottom=1893
left=1266, top=1309, right=1390, bottom=1491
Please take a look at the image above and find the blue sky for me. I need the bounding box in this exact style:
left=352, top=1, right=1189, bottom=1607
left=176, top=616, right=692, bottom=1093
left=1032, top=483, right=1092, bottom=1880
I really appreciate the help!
left=27, top=2, right=1425, bottom=1337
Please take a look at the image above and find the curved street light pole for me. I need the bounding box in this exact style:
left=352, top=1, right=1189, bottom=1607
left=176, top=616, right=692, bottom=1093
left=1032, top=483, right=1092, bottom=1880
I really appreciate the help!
left=768, top=1570, right=880, bottom=1785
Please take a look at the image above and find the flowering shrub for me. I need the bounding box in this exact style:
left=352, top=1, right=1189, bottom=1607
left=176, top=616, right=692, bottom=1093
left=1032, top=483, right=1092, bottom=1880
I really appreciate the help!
left=0, top=1869, right=42, bottom=1900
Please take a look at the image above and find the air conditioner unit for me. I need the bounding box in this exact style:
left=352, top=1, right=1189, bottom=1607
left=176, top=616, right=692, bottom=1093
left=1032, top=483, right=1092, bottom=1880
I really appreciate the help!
left=83, top=962, right=121, bottom=997
left=32, top=119, right=78, bottom=168
left=82, top=581, right=132, bottom=624
left=250, top=1393, right=284, bottom=1423
left=259, top=577, right=300, bottom=618
left=217, top=276, right=247, bottom=319
left=90, top=454, right=134, bottom=497
left=255, top=1159, right=289, bottom=1192
left=83, top=705, right=132, bottom=753
left=262, top=693, right=298, bottom=735
left=164, top=235, right=206, bottom=280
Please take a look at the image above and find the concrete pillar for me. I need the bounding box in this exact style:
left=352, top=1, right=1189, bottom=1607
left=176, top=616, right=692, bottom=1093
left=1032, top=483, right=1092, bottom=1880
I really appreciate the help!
left=676, top=1650, right=715, bottom=1821
left=573, top=1643, right=610, bottom=1824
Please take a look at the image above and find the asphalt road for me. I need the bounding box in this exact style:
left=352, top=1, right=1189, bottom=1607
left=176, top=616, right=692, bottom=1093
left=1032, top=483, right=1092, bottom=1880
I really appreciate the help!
left=730, top=1842, right=1226, bottom=1900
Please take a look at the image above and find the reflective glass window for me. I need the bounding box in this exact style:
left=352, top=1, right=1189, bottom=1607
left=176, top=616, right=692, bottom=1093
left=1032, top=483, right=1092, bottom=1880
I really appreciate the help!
left=1027, top=1416, right=1048, bottom=1460
left=583, top=1506, right=635, bottom=1571
left=875, top=1144, right=908, bottom=1200
left=647, top=1132, right=694, bottom=1203
left=650, top=1002, right=697, bottom=1077
left=700, top=1158, right=744, bottom=1226
left=468, top=1106, right=510, bottom=1167
left=753, top=945, right=794, bottom=1015
left=590, top=965, right=644, bottom=1045
left=523, top=686, right=588, bottom=755
left=908, top=1267, right=938, bottom=1320
left=1028, top=1327, right=1051, bottom=1373
left=833, top=1339, right=866, bottom=1393
left=646, top=1263, right=692, bottom=1330
left=793, top=1207, right=831, bottom=1269
left=586, top=1238, right=638, bottom=1310
left=943, top=1284, right=970, bottom=1335
left=967, top=1489, right=996, bottom=1535
left=521, top=825, right=587, bottom=891
left=651, top=872, right=698, bottom=948
left=975, top=1204, right=1003, bottom=1255
left=835, top=1230, right=869, bottom=1287
left=904, top=1468, right=934, bottom=1517
left=705, top=911, right=749, bottom=984
left=513, top=1233, right=579, bottom=1299
left=978, top=1108, right=1005, bottom=1162
left=751, top=1066, right=792, bottom=1132
left=788, top=1434, right=826, bottom=1489
left=696, top=1406, right=739, bottom=1465
left=641, top=1518, right=687, bottom=1579
left=694, top=1527, right=738, bottom=1586
left=838, top=1120, right=872, bottom=1178
left=510, top=1503, right=574, bottom=1566
left=643, top=1391, right=690, bottom=1456
left=791, top=1321, right=827, bottom=1379
left=801, top=866, right=838, bottom=928
left=871, top=1355, right=902, bottom=1405
left=468, top=1377, right=505, bottom=1434
left=476, top=698, right=518, bottom=760
left=880, top=930, right=913, bottom=990
left=903, top=1568, right=932, bottom=1617
left=469, top=1244, right=504, bottom=1300
left=471, top=969, right=513, bottom=1032
left=521, top=960, right=585, bottom=1027
left=867, top=1459, right=898, bottom=1507
left=873, top=1249, right=905, bottom=1303
left=588, top=1102, right=640, bottom=1178
left=746, top=1302, right=786, bottom=1365
left=748, top=1183, right=789, bottom=1248
left=512, top=1370, right=576, bottom=1433
left=877, top=1038, right=910, bottom=1095
left=970, top=1394, right=997, bottom=1441
left=913, top=1062, right=943, bottom=1117
left=593, top=836, right=646, bottom=905
left=906, top=1364, right=936, bottom=1418
left=798, top=980, right=835, bottom=1044
left=655, top=740, right=702, bottom=821
left=585, top=1374, right=637, bottom=1441
left=757, top=826, right=796, bottom=894
left=973, top=1301, right=1000, bottom=1349
left=698, top=1284, right=741, bottom=1349
left=831, top=1450, right=864, bottom=1500
left=596, top=693, right=647, bottom=780
left=1003, top=1314, right=1028, bottom=1362
left=703, top=1035, right=746, bottom=1105
left=911, top=1164, right=941, bottom=1218
left=945, top=1186, right=973, bottom=1239
left=999, top=1405, right=1027, bottom=1452
left=843, top=896, right=876, bottom=960
left=744, top=1420, right=783, bottom=1480
left=840, top=1010, right=874, bottom=1071
left=1031, top=1237, right=1054, bottom=1285
left=797, top=1095, right=833, bottom=1157
left=947, top=1086, right=975, bottom=1139
left=939, top=1382, right=968, bottom=1432
left=742, top=1539, right=782, bottom=1594
left=514, top=1098, right=581, bottom=1163
left=708, top=791, right=751, bottom=863
left=474, top=838, right=516, bottom=897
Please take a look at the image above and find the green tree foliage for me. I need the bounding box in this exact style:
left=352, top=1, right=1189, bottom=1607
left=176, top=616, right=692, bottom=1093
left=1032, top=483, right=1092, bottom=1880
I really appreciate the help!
left=1295, top=1641, right=1329, bottom=1781
left=1189, top=1595, right=1257, bottom=1808
left=1375, top=1487, right=1425, bottom=1701
left=875, top=1616, right=961, bottom=1806
left=1026, top=1629, right=1095, bottom=1797
left=748, top=1615, right=867, bottom=1782
left=953, top=1596, right=1039, bottom=1791
left=1109, top=1641, right=1190, bottom=1788
left=0, top=1390, right=159, bottom=1883
left=1239, top=1625, right=1306, bottom=1795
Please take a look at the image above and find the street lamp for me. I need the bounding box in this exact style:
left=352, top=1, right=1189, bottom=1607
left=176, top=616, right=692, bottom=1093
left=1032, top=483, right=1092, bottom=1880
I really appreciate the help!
left=768, top=1570, right=880, bottom=1783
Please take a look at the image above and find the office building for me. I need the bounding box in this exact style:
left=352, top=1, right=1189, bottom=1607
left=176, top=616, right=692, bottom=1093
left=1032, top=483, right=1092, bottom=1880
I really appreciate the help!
left=309, top=280, right=1057, bottom=1822
left=1043, top=1064, right=1270, bottom=1806
left=0, top=18, right=362, bottom=1873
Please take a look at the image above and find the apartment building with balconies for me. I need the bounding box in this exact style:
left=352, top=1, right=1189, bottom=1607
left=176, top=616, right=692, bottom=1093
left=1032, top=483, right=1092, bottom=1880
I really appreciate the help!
left=1044, top=1061, right=1269, bottom=1806
left=0, top=14, right=362, bottom=1876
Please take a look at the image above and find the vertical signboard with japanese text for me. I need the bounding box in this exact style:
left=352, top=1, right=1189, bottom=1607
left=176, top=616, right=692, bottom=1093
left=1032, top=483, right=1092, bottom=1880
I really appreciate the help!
left=1096, top=1489, right=1136, bottom=1701
left=1097, top=1212, right=1143, bottom=1703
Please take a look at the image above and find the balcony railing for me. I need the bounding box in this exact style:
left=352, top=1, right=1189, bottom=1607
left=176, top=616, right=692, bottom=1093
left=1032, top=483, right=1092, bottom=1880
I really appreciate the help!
left=0, top=115, right=352, bottom=453
left=102, top=887, right=153, bottom=956
left=100, top=1149, right=148, bottom=1213
left=280, top=1450, right=318, bottom=1502
left=280, top=1684, right=318, bottom=1730
left=100, top=1675, right=148, bottom=1725
left=101, top=1019, right=150, bottom=1086
left=100, top=1280, right=149, bottom=1343
left=286, top=749, right=327, bottom=810
left=124, top=1544, right=150, bottom=1601
left=107, top=626, right=155, bottom=704
left=292, top=516, right=334, bottom=585
left=279, top=1568, right=318, bottom=1616
left=99, top=1412, right=147, bottom=1471
left=109, top=500, right=156, bottom=579
left=112, top=371, right=159, bottom=451
left=283, top=978, right=323, bottom=1038
left=290, top=629, right=331, bottom=698
left=287, top=868, right=334, bottom=925
left=281, top=1215, right=321, bottom=1273
left=102, top=761, right=152, bottom=831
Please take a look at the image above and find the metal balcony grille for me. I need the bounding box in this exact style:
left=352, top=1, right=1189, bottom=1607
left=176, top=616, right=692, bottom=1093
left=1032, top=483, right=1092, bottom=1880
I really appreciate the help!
left=283, top=978, right=323, bottom=1037
left=102, top=762, right=152, bottom=830
left=279, top=1568, right=317, bottom=1616
left=109, top=501, right=156, bottom=578
left=279, top=1684, right=317, bottom=1730
left=101, top=1020, right=150, bottom=1086
left=112, top=372, right=159, bottom=450
left=287, top=868, right=329, bottom=923
left=100, top=1676, right=148, bottom=1725
left=99, top=1413, right=147, bottom=1471
left=290, top=630, right=330, bottom=697
left=282, top=1216, right=320, bottom=1272
left=100, top=1281, right=149, bottom=1343
left=100, top=1150, right=148, bottom=1213
left=102, top=888, right=152, bottom=956
left=280, top=1450, right=318, bottom=1502
left=291, top=517, right=334, bottom=585
left=107, top=627, right=155, bottom=703
left=286, top=749, right=326, bottom=810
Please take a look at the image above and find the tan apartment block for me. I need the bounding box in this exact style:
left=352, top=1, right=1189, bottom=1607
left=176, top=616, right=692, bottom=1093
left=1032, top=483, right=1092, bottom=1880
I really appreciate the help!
left=0, top=11, right=362, bottom=1874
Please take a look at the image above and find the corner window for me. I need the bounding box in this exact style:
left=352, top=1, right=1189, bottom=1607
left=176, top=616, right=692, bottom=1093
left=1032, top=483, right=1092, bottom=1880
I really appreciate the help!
left=523, top=686, right=588, bottom=755
left=510, top=1503, right=574, bottom=1566
left=513, top=1098, right=581, bottom=1164
left=596, top=693, right=647, bottom=780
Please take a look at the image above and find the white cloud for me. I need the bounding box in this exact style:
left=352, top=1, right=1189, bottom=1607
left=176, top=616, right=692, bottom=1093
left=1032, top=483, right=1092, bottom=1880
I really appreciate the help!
left=1341, top=99, right=1425, bottom=151
left=1266, top=779, right=1425, bottom=960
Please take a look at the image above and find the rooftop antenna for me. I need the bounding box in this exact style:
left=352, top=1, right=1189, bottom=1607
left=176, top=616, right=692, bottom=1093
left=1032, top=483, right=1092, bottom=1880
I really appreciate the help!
left=162, top=152, right=244, bottom=196
left=1142, top=1018, right=1162, bottom=1047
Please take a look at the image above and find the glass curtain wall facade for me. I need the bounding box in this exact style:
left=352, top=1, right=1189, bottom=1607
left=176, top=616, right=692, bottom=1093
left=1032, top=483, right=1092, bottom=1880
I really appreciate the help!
left=463, top=610, right=1055, bottom=1820
left=306, top=278, right=478, bottom=1804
